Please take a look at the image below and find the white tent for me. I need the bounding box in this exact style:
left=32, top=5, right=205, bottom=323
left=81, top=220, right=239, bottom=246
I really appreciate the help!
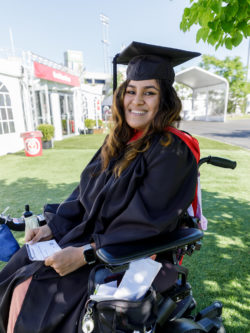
left=175, top=66, right=229, bottom=122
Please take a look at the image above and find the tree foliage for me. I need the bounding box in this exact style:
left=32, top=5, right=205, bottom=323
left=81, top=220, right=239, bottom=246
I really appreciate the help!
left=180, top=0, right=250, bottom=49
left=200, top=55, right=250, bottom=112
left=107, top=71, right=125, bottom=96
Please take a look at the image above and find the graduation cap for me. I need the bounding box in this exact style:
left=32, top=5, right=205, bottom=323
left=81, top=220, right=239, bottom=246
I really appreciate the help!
left=113, top=41, right=201, bottom=91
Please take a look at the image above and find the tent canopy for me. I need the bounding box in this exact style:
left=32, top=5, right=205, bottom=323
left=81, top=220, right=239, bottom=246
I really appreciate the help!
left=175, top=66, right=229, bottom=122
left=176, top=66, right=227, bottom=88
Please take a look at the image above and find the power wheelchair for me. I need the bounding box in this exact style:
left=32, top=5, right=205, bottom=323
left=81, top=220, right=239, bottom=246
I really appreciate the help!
left=80, top=156, right=236, bottom=333
left=0, top=156, right=236, bottom=333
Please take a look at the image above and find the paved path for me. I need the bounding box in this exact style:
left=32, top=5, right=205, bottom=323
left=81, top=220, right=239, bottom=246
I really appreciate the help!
left=179, top=119, right=250, bottom=150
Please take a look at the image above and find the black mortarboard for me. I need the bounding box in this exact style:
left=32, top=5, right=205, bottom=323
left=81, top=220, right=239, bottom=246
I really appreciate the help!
left=113, top=41, right=201, bottom=91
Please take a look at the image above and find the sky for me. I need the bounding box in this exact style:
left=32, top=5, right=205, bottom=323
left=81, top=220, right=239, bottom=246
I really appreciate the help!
left=1, top=0, right=249, bottom=74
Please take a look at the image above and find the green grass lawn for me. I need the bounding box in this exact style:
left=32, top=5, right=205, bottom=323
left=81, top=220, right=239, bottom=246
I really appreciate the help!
left=226, top=114, right=250, bottom=120
left=186, top=137, right=250, bottom=332
left=0, top=133, right=249, bottom=332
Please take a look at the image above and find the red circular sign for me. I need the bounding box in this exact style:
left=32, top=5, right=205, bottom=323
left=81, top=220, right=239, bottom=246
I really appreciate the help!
left=25, top=138, right=41, bottom=155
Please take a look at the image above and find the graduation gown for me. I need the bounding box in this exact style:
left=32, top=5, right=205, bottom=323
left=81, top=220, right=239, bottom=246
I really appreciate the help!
left=0, top=133, right=198, bottom=333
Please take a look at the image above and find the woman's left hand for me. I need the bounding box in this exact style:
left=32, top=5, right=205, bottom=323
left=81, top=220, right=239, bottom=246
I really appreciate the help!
left=44, top=246, right=86, bottom=276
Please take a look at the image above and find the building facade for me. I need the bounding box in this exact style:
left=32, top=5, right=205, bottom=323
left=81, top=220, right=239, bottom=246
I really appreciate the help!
left=0, top=52, right=106, bottom=156
left=0, top=57, right=26, bottom=155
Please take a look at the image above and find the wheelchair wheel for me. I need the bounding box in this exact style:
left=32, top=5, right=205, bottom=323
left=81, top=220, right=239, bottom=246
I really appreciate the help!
left=211, top=324, right=226, bottom=333
left=154, top=322, right=206, bottom=333
left=159, top=324, right=226, bottom=333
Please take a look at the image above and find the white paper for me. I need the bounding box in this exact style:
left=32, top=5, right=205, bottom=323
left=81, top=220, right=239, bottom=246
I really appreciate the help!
left=26, top=240, right=61, bottom=261
left=90, top=281, right=117, bottom=302
left=90, top=258, right=162, bottom=302
left=114, top=258, right=162, bottom=301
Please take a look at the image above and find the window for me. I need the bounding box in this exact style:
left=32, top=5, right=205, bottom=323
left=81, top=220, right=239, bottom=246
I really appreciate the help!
left=82, top=96, right=88, bottom=119
left=35, top=90, right=54, bottom=125
left=35, top=91, right=43, bottom=124
left=0, top=82, right=15, bottom=134
left=94, top=79, right=105, bottom=84
left=59, top=94, right=75, bottom=135
left=48, top=93, right=53, bottom=125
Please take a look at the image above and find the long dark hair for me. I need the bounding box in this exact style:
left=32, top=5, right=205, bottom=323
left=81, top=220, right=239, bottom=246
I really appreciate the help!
left=101, top=79, right=182, bottom=176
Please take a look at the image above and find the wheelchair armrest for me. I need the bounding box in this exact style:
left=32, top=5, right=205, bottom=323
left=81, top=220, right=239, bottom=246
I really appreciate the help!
left=96, top=228, right=203, bottom=266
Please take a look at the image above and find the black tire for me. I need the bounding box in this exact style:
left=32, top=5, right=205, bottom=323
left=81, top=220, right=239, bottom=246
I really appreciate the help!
left=156, top=329, right=204, bottom=333
left=155, top=319, right=206, bottom=332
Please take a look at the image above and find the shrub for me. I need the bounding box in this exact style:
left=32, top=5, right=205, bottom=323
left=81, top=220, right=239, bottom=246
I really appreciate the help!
left=98, top=119, right=103, bottom=128
left=84, top=118, right=95, bottom=129
left=61, top=119, right=67, bottom=131
left=37, top=124, right=55, bottom=141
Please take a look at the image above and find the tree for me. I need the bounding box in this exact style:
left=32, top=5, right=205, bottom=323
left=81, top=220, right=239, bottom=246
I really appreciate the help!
left=200, top=55, right=250, bottom=113
left=174, top=83, right=192, bottom=99
left=107, top=71, right=125, bottom=96
left=180, top=0, right=250, bottom=50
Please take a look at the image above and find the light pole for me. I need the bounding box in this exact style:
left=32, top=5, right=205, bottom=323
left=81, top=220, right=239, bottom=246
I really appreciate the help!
left=99, top=14, right=110, bottom=74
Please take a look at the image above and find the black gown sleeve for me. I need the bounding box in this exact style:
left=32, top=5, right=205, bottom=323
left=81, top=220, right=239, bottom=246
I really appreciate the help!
left=44, top=186, right=85, bottom=241
left=44, top=147, right=103, bottom=241
left=92, top=136, right=198, bottom=249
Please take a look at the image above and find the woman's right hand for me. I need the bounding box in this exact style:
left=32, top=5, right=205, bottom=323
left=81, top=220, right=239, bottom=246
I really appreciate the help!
left=25, top=224, right=53, bottom=244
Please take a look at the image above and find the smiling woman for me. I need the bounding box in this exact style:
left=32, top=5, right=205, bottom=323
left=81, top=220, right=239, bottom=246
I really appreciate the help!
left=0, top=42, right=201, bottom=333
left=124, top=80, right=160, bottom=131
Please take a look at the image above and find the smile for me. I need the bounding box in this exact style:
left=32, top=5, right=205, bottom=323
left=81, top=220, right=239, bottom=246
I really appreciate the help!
left=130, top=110, right=147, bottom=115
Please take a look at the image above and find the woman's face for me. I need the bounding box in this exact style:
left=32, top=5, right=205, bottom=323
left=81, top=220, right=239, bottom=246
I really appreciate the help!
left=123, top=79, right=160, bottom=131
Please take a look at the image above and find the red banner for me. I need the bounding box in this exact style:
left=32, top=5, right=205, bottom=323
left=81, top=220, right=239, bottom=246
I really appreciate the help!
left=33, top=62, right=80, bottom=87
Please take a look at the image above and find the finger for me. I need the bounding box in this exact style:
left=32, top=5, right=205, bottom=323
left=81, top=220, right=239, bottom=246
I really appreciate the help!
left=51, top=264, right=65, bottom=276
left=44, top=256, right=53, bottom=266
left=54, top=267, right=64, bottom=276
left=55, top=266, right=68, bottom=276
left=25, top=229, right=37, bottom=243
left=29, top=231, right=43, bottom=244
